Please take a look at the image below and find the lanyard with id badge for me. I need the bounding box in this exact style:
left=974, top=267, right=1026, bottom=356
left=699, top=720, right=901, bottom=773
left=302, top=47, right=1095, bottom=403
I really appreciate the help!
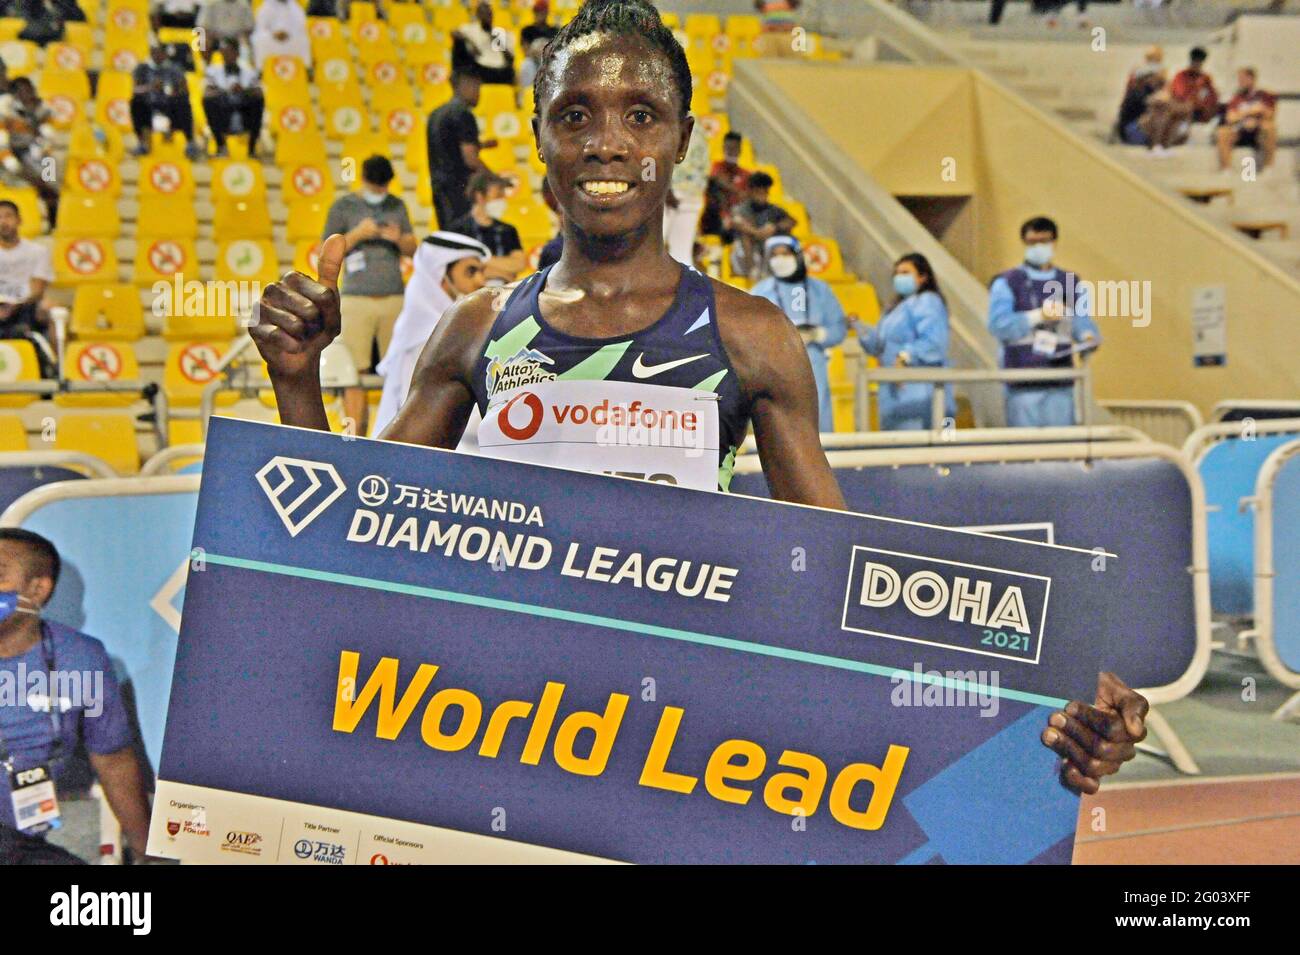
left=2, top=623, right=63, bottom=835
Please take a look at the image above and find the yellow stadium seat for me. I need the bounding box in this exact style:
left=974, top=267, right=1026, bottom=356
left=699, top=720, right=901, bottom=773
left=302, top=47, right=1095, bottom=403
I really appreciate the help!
left=404, top=123, right=429, bottom=176
left=94, top=71, right=135, bottom=132
left=138, top=155, right=196, bottom=198
left=686, top=13, right=723, bottom=36
left=315, top=53, right=356, bottom=88
left=502, top=195, right=554, bottom=241
left=72, top=284, right=146, bottom=340
left=274, top=128, right=327, bottom=166
left=261, top=54, right=308, bottom=87
left=36, top=68, right=91, bottom=129
left=377, top=104, right=420, bottom=141
left=268, top=100, right=317, bottom=137
left=286, top=199, right=329, bottom=242
left=164, top=341, right=237, bottom=407
left=53, top=413, right=139, bottom=474
left=485, top=109, right=529, bottom=145
left=354, top=34, right=397, bottom=66
left=67, top=121, right=125, bottom=164
left=325, top=102, right=370, bottom=139
left=292, top=238, right=322, bottom=275
left=0, top=415, right=28, bottom=450
left=415, top=61, right=451, bottom=91
left=0, top=187, right=43, bottom=237
left=339, top=131, right=389, bottom=170
left=210, top=158, right=267, bottom=204
left=63, top=156, right=121, bottom=197
left=167, top=417, right=204, bottom=446
left=136, top=196, right=199, bottom=239
left=387, top=3, right=425, bottom=30
left=215, top=238, right=280, bottom=287
left=57, top=340, right=141, bottom=407
left=834, top=282, right=882, bottom=325
left=62, top=21, right=94, bottom=56
left=104, top=33, right=148, bottom=74
left=164, top=310, right=242, bottom=342
left=154, top=26, right=192, bottom=46
left=55, top=195, right=121, bottom=239
left=403, top=32, right=445, bottom=65
left=53, top=237, right=120, bottom=285
left=133, top=235, right=197, bottom=285
left=431, top=5, right=467, bottom=29
left=213, top=199, right=273, bottom=240
left=0, top=19, right=22, bottom=41
left=476, top=85, right=517, bottom=117
left=307, top=15, right=342, bottom=46
left=783, top=199, right=809, bottom=238
left=279, top=161, right=334, bottom=204
left=0, top=339, right=43, bottom=408
left=368, top=58, right=408, bottom=93
left=800, top=236, right=849, bottom=283
left=349, top=1, right=377, bottom=23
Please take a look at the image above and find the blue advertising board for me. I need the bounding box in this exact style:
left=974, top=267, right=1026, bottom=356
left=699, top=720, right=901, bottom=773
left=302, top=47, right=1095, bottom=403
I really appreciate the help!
left=148, top=418, right=1119, bottom=864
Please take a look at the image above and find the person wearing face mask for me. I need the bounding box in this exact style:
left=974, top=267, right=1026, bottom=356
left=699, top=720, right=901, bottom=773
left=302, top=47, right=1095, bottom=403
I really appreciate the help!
left=988, top=217, right=1100, bottom=428
left=750, top=235, right=846, bottom=432
left=447, top=171, right=525, bottom=285
left=374, top=231, right=490, bottom=437
left=854, top=253, right=955, bottom=431
left=320, top=154, right=418, bottom=437
left=0, top=529, right=151, bottom=864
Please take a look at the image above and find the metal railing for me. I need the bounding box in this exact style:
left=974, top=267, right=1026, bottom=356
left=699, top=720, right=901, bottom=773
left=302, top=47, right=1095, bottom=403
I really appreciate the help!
left=855, top=365, right=1093, bottom=431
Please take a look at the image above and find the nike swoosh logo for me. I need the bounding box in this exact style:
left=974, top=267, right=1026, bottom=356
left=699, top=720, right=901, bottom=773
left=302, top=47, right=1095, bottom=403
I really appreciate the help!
left=631, top=353, right=709, bottom=379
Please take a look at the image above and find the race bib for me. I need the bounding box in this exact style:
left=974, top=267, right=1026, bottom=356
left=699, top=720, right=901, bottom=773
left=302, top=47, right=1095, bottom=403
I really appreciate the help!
left=477, top=379, right=721, bottom=490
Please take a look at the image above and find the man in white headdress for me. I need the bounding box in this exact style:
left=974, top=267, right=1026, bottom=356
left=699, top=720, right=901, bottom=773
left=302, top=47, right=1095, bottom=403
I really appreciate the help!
left=374, top=231, right=489, bottom=438
left=250, top=0, right=311, bottom=70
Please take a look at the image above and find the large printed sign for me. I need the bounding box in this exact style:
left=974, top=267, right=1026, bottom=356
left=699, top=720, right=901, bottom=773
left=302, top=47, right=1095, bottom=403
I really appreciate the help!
left=149, top=418, right=1117, bottom=864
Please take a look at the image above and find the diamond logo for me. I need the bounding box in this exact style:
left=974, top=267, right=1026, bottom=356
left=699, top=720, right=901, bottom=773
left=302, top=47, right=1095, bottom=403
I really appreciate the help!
left=255, top=457, right=346, bottom=537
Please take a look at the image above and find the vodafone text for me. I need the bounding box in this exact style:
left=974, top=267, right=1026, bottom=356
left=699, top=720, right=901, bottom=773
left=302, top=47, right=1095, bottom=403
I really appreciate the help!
left=334, top=652, right=910, bottom=832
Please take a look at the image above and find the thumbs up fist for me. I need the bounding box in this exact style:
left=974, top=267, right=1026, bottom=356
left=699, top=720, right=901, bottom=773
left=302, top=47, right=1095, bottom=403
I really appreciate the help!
left=249, top=233, right=346, bottom=381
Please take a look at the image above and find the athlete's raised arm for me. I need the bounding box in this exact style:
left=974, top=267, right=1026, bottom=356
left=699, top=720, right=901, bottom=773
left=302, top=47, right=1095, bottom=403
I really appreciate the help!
left=249, top=233, right=348, bottom=433
left=715, top=283, right=846, bottom=510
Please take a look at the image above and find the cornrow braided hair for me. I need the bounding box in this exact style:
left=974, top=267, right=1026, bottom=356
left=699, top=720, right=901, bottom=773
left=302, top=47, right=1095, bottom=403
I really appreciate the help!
left=532, top=0, right=692, bottom=119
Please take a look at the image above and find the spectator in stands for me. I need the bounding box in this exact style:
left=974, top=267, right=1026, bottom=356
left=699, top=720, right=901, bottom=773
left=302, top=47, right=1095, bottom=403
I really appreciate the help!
left=854, top=253, right=955, bottom=431
left=202, top=38, right=264, bottom=158
left=131, top=43, right=203, bottom=160
left=448, top=171, right=524, bottom=285
left=729, top=170, right=795, bottom=281
left=663, top=120, right=710, bottom=267
left=1140, top=46, right=1219, bottom=155
left=321, top=154, right=416, bottom=437
left=0, top=76, right=59, bottom=229
left=374, top=231, right=489, bottom=436
left=452, top=1, right=515, bottom=86
left=522, top=1, right=558, bottom=47
left=988, top=216, right=1100, bottom=428
left=701, top=130, right=750, bottom=243
left=1125, top=44, right=1164, bottom=94
left=427, top=69, right=495, bottom=229
left=196, top=0, right=255, bottom=61
left=251, top=0, right=312, bottom=70
left=749, top=235, right=846, bottom=432
left=0, top=199, right=57, bottom=378
left=11, top=0, right=63, bottom=45
left=1116, top=70, right=1163, bottom=146
left=151, top=0, right=201, bottom=30
left=1217, top=67, right=1277, bottom=173
left=753, top=0, right=800, bottom=58
left=0, top=529, right=153, bottom=864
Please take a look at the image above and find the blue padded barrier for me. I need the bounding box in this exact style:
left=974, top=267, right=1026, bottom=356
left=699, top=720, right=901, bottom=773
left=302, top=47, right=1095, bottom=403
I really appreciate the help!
left=0, top=465, right=86, bottom=514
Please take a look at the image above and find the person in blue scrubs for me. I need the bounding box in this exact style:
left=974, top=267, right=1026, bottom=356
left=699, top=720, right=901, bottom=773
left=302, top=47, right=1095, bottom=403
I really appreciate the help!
left=749, top=235, right=847, bottom=433
left=988, top=216, right=1101, bottom=427
left=854, top=252, right=955, bottom=430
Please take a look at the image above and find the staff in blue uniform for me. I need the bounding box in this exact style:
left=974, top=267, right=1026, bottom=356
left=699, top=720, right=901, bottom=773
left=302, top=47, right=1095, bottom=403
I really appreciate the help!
left=988, top=216, right=1100, bottom=427
left=749, top=235, right=846, bottom=432
left=854, top=253, right=955, bottom=430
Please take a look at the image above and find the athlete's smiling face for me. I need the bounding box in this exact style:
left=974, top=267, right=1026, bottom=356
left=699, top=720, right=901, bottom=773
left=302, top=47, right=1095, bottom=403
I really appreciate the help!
left=533, top=33, right=692, bottom=240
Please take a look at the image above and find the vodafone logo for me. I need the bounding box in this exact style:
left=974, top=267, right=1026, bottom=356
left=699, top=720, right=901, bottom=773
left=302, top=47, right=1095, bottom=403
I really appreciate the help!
left=498, top=392, right=544, bottom=441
